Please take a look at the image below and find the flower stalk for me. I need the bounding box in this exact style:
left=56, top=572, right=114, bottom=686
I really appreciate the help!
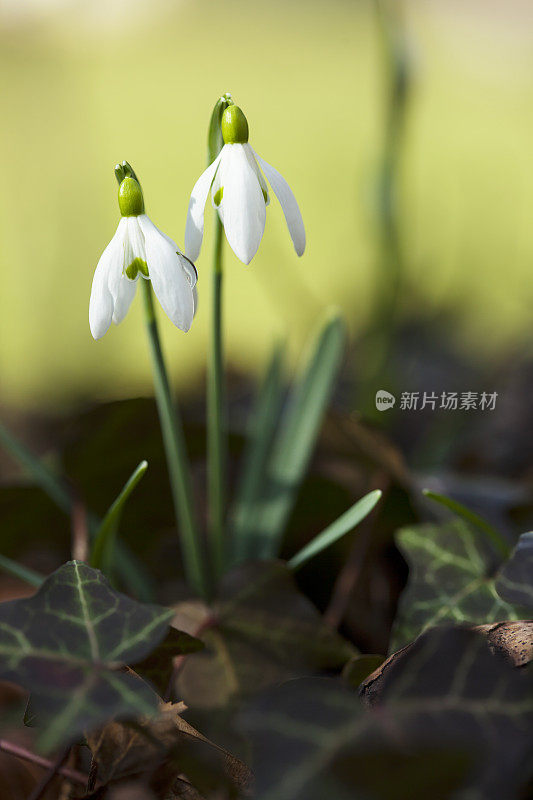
left=206, top=96, right=232, bottom=580
left=141, top=279, right=208, bottom=597
left=208, top=212, right=226, bottom=578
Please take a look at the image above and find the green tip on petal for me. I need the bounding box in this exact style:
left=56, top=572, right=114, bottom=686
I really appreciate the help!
left=125, top=257, right=149, bottom=279
left=221, top=105, right=249, bottom=144
left=118, top=176, right=145, bottom=217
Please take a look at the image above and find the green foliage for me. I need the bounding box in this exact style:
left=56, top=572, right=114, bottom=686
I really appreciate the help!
left=422, top=489, right=510, bottom=559
left=241, top=626, right=533, bottom=800
left=176, top=560, right=355, bottom=708
left=0, top=561, right=200, bottom=752
left=236, top=312, right=346, bottom=561
left=0, top=419, right=154, bottom=600
left=391, top=519, right=530, bottom=651
left=230, top=341, right=285, bottom=565
left=288, top=489, right=382, bottom=570
left=0, top=553, right=43, bottom=587
left=91, top=460, right=148, bottom=575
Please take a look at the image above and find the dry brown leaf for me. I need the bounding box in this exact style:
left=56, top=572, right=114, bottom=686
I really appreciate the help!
left=87, top=701, right=251, bottom=798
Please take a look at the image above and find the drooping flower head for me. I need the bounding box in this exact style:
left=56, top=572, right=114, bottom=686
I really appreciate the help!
left=185, top=99, right=305, bottom=265
left=89, top=161, right=197, bottom=340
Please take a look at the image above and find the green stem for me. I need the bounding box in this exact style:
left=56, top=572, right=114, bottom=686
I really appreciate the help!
left=208, top=217, right=226, bottom=580
left=360, top=0, right=410, bottom=417
left=140, top=280, right=208, bottom=597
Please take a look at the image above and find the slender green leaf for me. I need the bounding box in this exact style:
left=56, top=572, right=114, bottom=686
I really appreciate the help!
left=423, top=489, right=510, bottom=559
left=91, top=461, right=148, bottom=573
left=0, top=554, right=44, bottom=587
left=230, top=341, right=285, bottom=564
left=244, top=312, right=346, bottom=559
left=0, top=421, right=71, bottom=512
left=288, top=489, right=382, bottom=571
left=0, top=420, right=154, bottom=601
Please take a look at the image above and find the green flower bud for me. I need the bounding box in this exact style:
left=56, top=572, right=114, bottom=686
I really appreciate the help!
left=118, top=177, right=145, bottom=217
left=221, top=105, right=249, bottom=145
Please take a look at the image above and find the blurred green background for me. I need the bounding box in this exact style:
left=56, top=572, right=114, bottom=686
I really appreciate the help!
left=1, top=0, right=533, bottom=409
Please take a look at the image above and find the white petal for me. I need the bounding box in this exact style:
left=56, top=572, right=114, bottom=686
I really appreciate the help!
left=251, top=147, right=306, bottom=256
left=179, top=252, right=198, bottom=290
left=243, top=143, right=269, bottom=205
left=112, top=276, right=137, bottom=324
left=126, top=216, right=146, bottom=261
left=184, top=153, right=222, bottom=261
left=89, top=219, right=126, bottom=340
left=138, top=215, right=195, bottom=332
left=220, top=143, right=266, bottom=265
left=140, top=213, right=197, bottom=289
left=192, top=284, right=198, bottom=317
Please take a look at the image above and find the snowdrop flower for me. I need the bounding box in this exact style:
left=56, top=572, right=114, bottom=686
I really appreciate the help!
left=185, top=104, right=305, bottom=265
left=90, top=162, right=197, bottom=340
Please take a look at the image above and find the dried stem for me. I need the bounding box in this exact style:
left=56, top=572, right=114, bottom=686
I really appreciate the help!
left=0, top=739, right=87, bottom=786
left=27, top=748, right=71, bottom=800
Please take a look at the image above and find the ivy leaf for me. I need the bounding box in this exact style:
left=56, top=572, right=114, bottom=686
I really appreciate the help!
left=495, top=531, right=533, bottom=609
left=175, top=560, right=355, bottom=708
left=391, top=520, right=528, bottom=651
left=133, top=627, right=204, bottom=697
left=0, top=561, right=195, bottom=752
left=376, top=626, right=533, bottom=799
left=241, top=677, right=471, bottom=800
left=241, top=626, right=533, bottom=800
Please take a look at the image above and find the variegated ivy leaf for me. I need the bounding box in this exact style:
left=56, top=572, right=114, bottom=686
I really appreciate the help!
left=242, top=626, right=533, bottom=800
left=496, top=531, right=533, bottom=609
left=0, top=560, right=197, bottom=752
left=175, top=560, right=355, bottom=708
left=391, top=520, right=529, bottom=651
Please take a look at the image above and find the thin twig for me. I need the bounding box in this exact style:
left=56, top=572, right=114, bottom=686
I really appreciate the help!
left=71, top=496, right=89, bottom=562
left=0, top=739, right=87, bottom=786
left=86, top=756, right=98, bottom=793
left=27, top=747, right=71, bottom=800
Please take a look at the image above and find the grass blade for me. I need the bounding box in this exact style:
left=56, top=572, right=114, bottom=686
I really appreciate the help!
left=0, top=555, right=44, bottom=588
left=0, top=421, right=154, bottom=600
left=288, top=490, right=382, bottom=571
left=0, top=422, right=71, bottom=513
left=230, top=341, right=285, bottom=565
left=246, top=311, right=346, bottom=559
left=423, top=489, right=511, bottom=560
left=91, top=461, right=148, bottom=573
